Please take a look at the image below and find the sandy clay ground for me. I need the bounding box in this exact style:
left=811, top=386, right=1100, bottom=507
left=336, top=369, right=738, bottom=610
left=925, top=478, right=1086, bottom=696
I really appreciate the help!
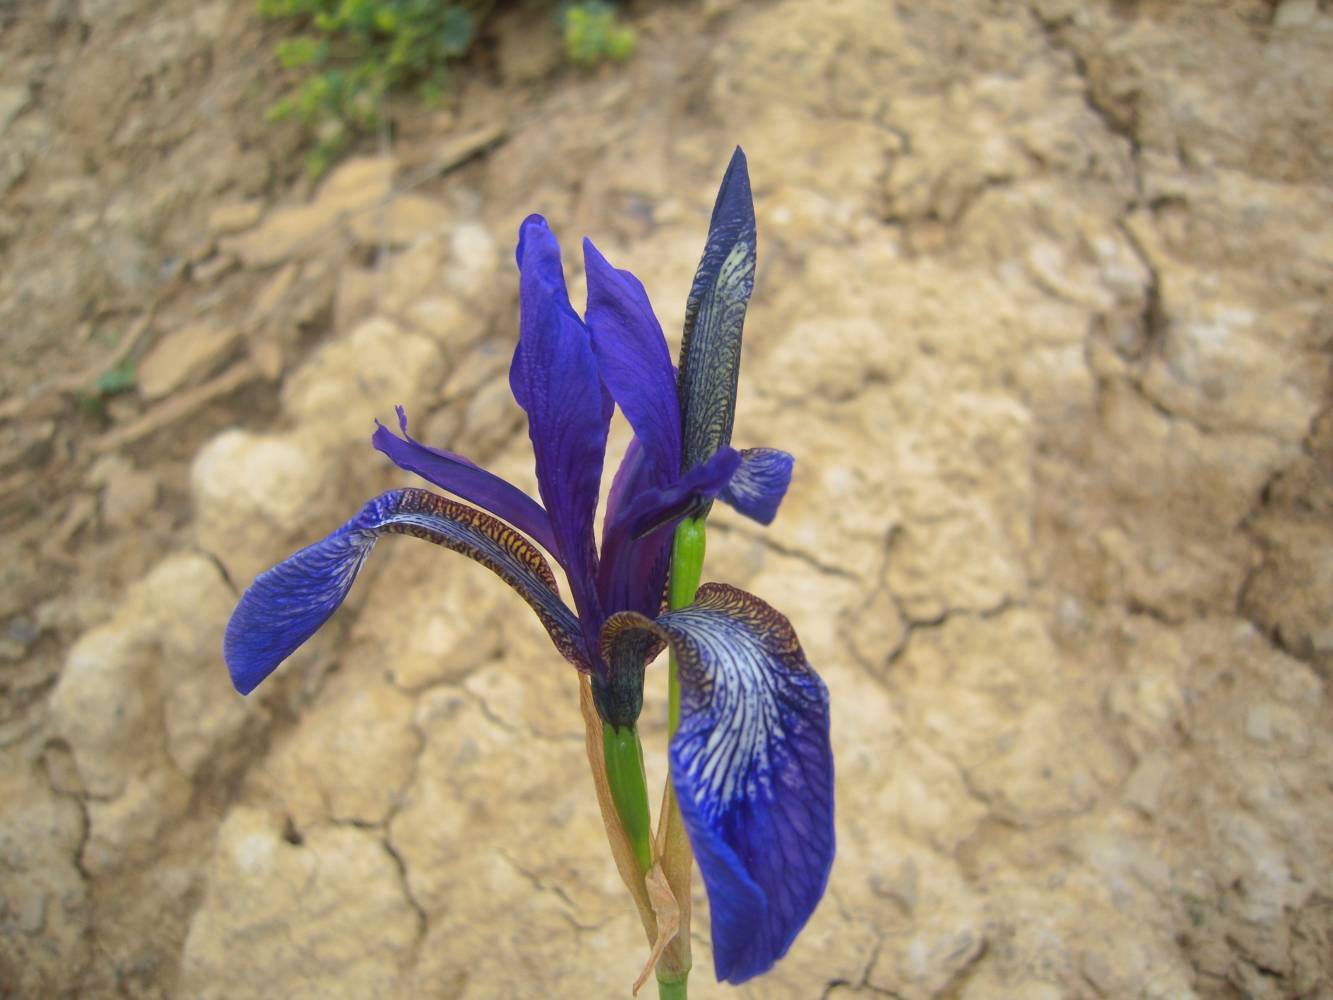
left=1, top=0, right=1331, bottom=997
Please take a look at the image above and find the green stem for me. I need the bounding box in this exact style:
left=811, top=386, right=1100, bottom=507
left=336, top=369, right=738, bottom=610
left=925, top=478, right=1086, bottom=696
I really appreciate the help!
left=601, top=722, right=654, bottom=874
left=656, top=970, right=688, bottom=1000
left=668, top=516, right=708, bottom=722
left=655, top=516, right=707, bottom=1000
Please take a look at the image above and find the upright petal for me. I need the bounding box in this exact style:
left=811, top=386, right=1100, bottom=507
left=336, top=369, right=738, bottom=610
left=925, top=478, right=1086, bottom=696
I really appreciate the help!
left=602, top=435, right=650, bottom=550
left=600, top=584, right=834, bottom=983
left=511, top=215, right=613, bottom=632
left=224, top=488, right=585, bottom=695
left=678, top=147, right=756, bottom=477
left=372, top=406, right=557, bottom=554
left=583, top=237, right=681, bottom=478
left=599, top=435, right=659, bottom=609
left=718, top=447, right=793, bottom=526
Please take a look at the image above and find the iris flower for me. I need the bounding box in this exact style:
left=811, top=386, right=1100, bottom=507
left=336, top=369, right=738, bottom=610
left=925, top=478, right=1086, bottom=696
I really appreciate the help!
left=224, top=152, right=834, bottom=985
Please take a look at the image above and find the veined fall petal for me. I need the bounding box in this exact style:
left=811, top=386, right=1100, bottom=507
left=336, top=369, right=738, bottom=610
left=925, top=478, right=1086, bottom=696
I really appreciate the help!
left=600, top=583, right=835, bottom=984
left=223, top=488, right=585, bottom=695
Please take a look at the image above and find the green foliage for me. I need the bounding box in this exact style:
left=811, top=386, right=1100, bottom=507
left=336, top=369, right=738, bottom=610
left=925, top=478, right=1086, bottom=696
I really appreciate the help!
left=260, top=0, right=483, bottom=176
left=261, top=0, right=636, bottom=176
left=562, top=1, right=635, bottom=65
left=94, top=359, right=138, bottom=397
left=78, top=357, right=137, bottom=419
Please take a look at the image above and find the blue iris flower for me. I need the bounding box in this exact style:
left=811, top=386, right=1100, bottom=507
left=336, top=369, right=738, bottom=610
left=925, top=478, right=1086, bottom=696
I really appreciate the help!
left=223, top=176, right=834, bottom=984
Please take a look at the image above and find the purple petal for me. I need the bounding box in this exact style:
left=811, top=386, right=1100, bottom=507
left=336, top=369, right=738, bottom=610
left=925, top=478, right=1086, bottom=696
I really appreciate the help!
left=510, top=215, right=613, bottom=634
left=622, top=447, right=742, bottom=541
left=224, top=489, right=585, bottom=695
left=514, top=214, right=574, bottom=310
left=598, top=447, right=741, bottom=619
left=598, top=437, right=671, bottom=621
left=718, top=448, right=793, bottom=525
left=372, top=406, right=557, bottom=554
left=584, top=237, right=681, bottom=478
left=600, top=584, right=834, bottom=984
left=603, top=435, right=649, bottom=546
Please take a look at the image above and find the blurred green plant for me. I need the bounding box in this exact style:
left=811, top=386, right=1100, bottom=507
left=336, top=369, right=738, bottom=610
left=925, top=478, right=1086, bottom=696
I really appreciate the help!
left=78, top=357, right=137, bottom=419
left=261, top=0, right=635, bottom=176
left=94, top=359, right=139, bottom=397
left=561, top=1, right=636, bottom=65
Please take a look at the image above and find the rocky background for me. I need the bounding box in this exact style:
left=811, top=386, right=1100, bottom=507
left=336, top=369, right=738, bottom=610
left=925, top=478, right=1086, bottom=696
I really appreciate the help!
left=2, top=0, right=1331, bottom=997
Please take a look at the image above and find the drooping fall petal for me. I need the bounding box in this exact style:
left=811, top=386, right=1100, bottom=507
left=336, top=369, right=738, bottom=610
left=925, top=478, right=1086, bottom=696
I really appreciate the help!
left=600, top=583, right=834, bottom=984
left=224, top=488, right=585, bottom=694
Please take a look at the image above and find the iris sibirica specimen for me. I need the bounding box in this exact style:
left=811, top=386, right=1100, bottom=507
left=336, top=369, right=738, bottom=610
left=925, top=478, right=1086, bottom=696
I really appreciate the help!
left=224, top=149, right=834, bottom=995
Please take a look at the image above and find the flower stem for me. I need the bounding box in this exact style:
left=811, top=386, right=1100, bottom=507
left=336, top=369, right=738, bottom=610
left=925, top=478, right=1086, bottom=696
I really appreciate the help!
left=655, top=515, right=707, bottom=1000
left=669, top=515, right=708, bottom=705
left=656, top=970, right=689, bottom=1000
left=601, top=722, right=654, bottom=874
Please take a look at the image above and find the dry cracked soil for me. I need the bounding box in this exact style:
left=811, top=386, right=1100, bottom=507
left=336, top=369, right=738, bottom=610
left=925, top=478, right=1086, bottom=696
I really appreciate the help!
left=1, top=0, right=1331, bottom=997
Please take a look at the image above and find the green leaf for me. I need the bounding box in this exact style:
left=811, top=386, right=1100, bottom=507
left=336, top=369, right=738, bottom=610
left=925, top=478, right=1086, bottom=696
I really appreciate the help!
left=266, top=97, right=296, bottom=122
left=607, top=25, right=635, bottom=61
left=77, top=392, right=107, bottom=420
left=419, top=76, right=443, bottom=107
left=94, top=359, right=137, bottom=397
left=439, top=7, right=474, bottom=57
left=562, top=2, right=634, bottom=66
left=276, top=36, right=324, bottom=69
